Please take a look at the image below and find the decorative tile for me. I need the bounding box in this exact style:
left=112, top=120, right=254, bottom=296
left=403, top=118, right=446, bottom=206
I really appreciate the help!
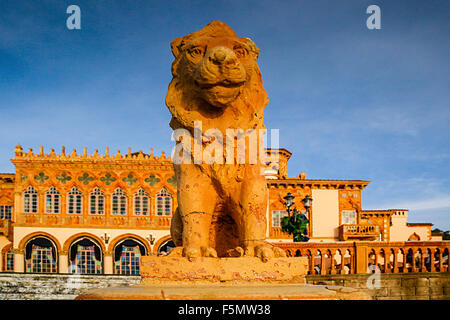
left=167, top=175, right=177, bottom=187
left=34, top=172, right=49, bottom=184
left=145, top=174, right=160, bottom=186
left=56, top=172, right=72, bottom=184
left=100, top=173, right=116, bottom=186
left=123, top=173, right=138, bottom=186
left=78, top=173, right=94, bottom=185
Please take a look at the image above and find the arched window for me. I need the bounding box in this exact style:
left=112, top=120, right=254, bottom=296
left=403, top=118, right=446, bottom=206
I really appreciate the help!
left=67, top=187, right=82, bottom=214
left=45, top=187, right=60, bottom=214
left=69, top=238, right=103, bottom=274
left=156, top=188, right=172, bottom=216
left=112, top=188, right=127, bottom=215
left=134, top=188, right=149, bottom=216
left=89, top=187, right=104, bottom=215
left=23, top=186, right=38, bottom=213
left=114, top=238, right=147, bottom=275
left=25, top=237, right=57, bottom=273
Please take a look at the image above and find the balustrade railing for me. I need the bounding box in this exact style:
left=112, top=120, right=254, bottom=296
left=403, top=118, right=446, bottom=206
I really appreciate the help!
left=274, top=241, right=450, bottom=275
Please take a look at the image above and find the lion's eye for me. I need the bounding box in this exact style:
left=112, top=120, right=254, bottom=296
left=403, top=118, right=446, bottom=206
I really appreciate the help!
left=189, top=47, right=204, bottom=58
left=234, top=46, right=247, bottom=58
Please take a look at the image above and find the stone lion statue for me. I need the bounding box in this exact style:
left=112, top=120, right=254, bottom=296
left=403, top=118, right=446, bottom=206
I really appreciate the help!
left=166, top=21, right=285, bottom=261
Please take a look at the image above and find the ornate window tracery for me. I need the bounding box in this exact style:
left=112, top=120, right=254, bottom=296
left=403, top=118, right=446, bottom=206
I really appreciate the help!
left=156, top=188, right=172, bottom=216
left=112, top=188, right=127, bottom=215
left=69, top=238, right=103, bottom=274
left=89, top=187, right=104, bottom=215
left=25, top=237, right=57, bottom=273
left=67, top=187, right=82, bottom=214
left=45, top=187, right=60, bottom=214
left=134, top=188, right=149, bottom=216
left=23, top=186, right=38, bottom=213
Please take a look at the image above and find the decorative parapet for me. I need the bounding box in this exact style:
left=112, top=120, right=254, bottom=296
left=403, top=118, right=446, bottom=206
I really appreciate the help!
left=268, top=178, right=370, bottom=190
left=11, top=145, right=172, bottom=163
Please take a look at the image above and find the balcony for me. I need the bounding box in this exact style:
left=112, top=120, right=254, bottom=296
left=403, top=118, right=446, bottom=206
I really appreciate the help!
left=339, top=224, right=379, bottom=241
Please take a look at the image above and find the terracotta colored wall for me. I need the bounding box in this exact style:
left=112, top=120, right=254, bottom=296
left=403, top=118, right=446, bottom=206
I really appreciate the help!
left=311, top=190, right=339, bottom=240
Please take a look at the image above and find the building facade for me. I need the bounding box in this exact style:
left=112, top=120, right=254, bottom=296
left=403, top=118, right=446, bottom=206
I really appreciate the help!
left=0, top=145, right=441, bottom=275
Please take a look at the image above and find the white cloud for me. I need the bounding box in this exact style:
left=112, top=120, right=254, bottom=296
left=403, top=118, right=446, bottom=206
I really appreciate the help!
left=380, top=195, right=450, bottom=211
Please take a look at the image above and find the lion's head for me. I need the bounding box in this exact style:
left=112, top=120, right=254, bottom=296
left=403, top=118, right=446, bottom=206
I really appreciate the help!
left=166, top=21, right=268, bottom=133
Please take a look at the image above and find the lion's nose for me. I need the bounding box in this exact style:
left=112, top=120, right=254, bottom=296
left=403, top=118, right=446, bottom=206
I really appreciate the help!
left=210, top=47, right=236, bottom=66
left=213, top=50, right=227, bottom=63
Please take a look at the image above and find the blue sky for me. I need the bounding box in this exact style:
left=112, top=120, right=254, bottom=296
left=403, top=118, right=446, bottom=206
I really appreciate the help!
left=1, top=1, right=449, bottom=229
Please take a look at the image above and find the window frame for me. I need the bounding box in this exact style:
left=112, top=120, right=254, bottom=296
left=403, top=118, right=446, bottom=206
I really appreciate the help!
left=155, top=188, right=172, bottom=216
left=45, top=186, right=60, bottom=214
left=272, top=210, right=288, bottom=227
left=0, top=205, right=12, bottom=220
left=67, top=187, right=83, bottom=214
left=341, top=210, right=357, bottom=225
left=133, top=188, right=149, bottom=216
left=23, top=186, right=38, bottom=213
left=111, top=188, right=127, bottom=215
left=89, top=187, right=105, bottom=215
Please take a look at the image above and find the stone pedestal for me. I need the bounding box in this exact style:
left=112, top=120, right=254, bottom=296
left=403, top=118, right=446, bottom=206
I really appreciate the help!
left=140, top=256, right=308, bottom=283
left=76, top=255, right=370, bottom=300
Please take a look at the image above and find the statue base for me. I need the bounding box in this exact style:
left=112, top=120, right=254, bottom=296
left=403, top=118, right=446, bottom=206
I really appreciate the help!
left=76, top=255, right=370, bottom=300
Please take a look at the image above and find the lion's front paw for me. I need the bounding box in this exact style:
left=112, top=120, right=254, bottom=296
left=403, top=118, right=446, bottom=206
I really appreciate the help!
left=227, top=246, right=245, bottom=257
left=201, top=246, right=218, bottom=258
left=182, top=246, right=218, bottom=261
left=183, top=246, right=201, bottom=261
left=254, top=244, right=286, bottom=262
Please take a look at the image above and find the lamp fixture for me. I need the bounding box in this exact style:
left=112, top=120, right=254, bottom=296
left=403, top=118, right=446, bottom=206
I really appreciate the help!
left=101, top=232, right=110, bottom=244
left=147, top=234, right=155, bottom=245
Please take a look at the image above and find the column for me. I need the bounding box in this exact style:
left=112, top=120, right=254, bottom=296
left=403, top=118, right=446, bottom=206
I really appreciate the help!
left=403, top=250, right=408, bottom=273
left=14, top=250, right=24, bottom=273
left=411, top=249, right=417, bottom=272
left=59, top=251, right=68, bottom=273
left=385, top=249, right=391, bottom=273
left=13, top=191, right=21, bottom=222
left=393, top=250, right=399, bottom=273
left=420, top=250, right=425, bottom=272
left=308, top=254, right=314, bottom=275
left=330, top=250, right=336, bottom=275
left=374, top=250, right=379, bottom=272
left=430, top=249, right=436, bottom=272
left=320, top=252, right=325, bottom=275
left=104, top=252, right=113, bottom=274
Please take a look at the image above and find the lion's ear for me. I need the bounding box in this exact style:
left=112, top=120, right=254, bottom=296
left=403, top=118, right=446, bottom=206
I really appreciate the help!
left=241, top=38, right=260, bottom=59
left=171, top=38, right=183, bottom=58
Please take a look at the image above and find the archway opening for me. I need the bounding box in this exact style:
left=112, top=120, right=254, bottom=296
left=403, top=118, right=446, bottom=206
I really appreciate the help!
left=114, top=238, right=147, bottom=275
left=158, top=239, right=175, bottom=256
left=69, top=237, right=103, bottom=274
left=25, top=236, right=58, bottom=273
